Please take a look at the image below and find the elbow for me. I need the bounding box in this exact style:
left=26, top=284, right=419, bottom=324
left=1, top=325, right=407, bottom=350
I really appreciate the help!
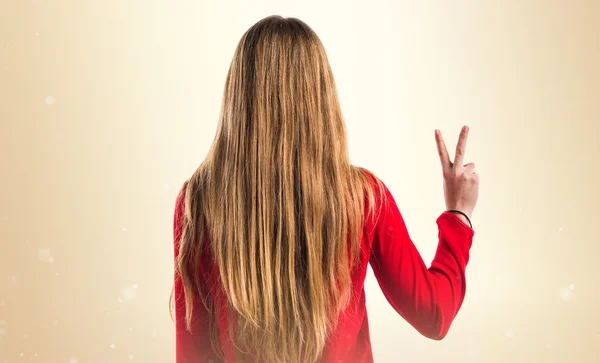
left=415, top=310, right=452, bottom=341
left=424, top=328, right=449, bottom=341
left=419, top=324, right=450, bottom=341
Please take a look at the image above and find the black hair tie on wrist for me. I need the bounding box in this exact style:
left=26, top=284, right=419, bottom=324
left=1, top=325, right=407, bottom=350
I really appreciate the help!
left=447, top=210, right=473, bottom=229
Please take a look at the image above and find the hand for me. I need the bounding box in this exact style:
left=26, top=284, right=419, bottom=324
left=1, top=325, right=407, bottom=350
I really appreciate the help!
left=435, top=126, right=479, bottom=220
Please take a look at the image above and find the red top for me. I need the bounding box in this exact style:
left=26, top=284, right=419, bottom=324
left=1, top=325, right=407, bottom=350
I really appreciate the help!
left=173, top=172, right=475, bottom=363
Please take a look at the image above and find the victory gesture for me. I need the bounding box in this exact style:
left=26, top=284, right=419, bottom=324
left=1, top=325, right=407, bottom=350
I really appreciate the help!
left=435, top=126, right=479, bottom=224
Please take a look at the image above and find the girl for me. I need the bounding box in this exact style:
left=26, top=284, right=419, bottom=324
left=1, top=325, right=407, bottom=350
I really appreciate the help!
left=172, top=15, right=479, bottom=363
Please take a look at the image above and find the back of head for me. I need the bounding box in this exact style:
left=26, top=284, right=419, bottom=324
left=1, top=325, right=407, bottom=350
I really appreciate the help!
left=175, top=15, right=382, bottom=363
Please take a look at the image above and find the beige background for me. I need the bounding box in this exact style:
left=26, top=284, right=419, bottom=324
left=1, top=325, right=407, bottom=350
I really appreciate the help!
left=1, top=0, right=599, bottom=362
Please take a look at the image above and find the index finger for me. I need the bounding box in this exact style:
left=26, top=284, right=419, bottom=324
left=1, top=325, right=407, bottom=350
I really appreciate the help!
left=454, top=126, right=469, bottom=166
left=435, top=129, right=451, bottom=170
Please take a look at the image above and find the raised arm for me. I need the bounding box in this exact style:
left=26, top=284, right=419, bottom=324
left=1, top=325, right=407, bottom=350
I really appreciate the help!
left=368, top=183, right=474, bottom=340
left=368, top=126, right=479, bottom=340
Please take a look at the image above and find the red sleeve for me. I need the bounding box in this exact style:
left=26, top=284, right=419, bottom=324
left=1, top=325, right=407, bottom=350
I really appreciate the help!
left=173, top=184, right=220, bottom=362
left=368, top=178, right=474, bottom=340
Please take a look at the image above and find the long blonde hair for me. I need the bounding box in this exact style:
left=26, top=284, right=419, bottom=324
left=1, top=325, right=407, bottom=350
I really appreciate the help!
left=173, top=15, right=383, bottom=363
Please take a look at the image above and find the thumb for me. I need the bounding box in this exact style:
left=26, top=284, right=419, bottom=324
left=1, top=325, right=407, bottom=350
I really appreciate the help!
left=464, top=162, right=476, bottom=174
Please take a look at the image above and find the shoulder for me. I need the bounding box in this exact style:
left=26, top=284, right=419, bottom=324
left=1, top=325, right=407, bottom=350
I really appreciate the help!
left=352, top=167, right=394, bottom=229
left=175, top=181, right=188, bottom=211
left=355, top=167, right=391, bottom=206
left=173, top=180, right=190, bottom=241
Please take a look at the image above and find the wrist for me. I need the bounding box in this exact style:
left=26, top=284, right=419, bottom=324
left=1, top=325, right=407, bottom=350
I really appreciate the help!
left=446, top=209, right=473, bottom=228
left=447, top=205, right=472, bottom=219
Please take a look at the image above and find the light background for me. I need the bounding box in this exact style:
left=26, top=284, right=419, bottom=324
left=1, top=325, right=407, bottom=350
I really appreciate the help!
left=1, top=0, right=599, bottom=362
